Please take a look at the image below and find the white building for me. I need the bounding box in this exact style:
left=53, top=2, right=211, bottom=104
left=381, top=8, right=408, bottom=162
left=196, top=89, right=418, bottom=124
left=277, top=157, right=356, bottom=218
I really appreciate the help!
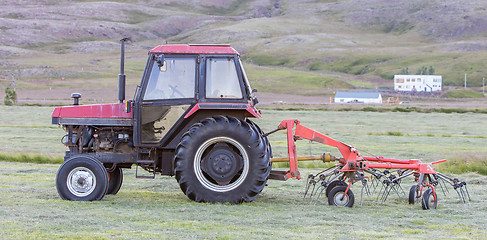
left=394, top=75, right=442, bottom=92
left=334, top=92, right=382, bottom=104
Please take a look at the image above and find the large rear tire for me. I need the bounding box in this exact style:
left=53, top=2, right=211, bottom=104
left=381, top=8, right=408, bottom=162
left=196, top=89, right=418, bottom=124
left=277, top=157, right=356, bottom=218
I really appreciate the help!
left=56, top=156, right=108, bottom=201
left=175, top=116, right=270, bottom=203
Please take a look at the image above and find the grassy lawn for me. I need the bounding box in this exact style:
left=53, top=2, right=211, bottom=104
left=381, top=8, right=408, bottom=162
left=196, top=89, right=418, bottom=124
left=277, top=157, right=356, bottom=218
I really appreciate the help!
left=0, top=162, right=485, bottom=239
left=0, top=106, right=486, bottom=239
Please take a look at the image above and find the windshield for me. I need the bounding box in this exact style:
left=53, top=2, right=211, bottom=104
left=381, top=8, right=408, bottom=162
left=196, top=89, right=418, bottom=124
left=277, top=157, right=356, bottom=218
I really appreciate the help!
left=143, top=57, right=196, bottom=100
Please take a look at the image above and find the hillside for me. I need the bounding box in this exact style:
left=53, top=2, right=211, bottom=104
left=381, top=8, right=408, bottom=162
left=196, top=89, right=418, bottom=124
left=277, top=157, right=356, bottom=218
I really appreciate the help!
left=1, top=0, right=487, bottom=104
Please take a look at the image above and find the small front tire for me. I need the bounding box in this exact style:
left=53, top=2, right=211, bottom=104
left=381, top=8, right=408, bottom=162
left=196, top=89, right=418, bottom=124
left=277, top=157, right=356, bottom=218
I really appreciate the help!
left=56, top=156, right=108, bottom=201
left=107, top=168, right=123, bottom=195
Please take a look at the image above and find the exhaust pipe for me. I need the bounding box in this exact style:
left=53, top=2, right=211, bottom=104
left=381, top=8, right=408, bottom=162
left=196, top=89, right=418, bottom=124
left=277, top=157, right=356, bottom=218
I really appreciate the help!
left=118, top=38, right=129, bottom=103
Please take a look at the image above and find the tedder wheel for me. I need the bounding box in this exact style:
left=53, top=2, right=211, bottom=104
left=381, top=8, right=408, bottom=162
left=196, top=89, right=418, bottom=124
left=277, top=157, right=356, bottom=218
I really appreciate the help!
left=421, top=188, right=437, bottom=210
left=328, top=185, right=354, bottom=207
left=175, top=116, right=271, bottom=204
left=408, top=185, right=420, bottom=204
left=107, top=168, right=123, bottom=195
left=325, top=180, right=348, bottom=197
left=56, top=156, right=108, bottom=201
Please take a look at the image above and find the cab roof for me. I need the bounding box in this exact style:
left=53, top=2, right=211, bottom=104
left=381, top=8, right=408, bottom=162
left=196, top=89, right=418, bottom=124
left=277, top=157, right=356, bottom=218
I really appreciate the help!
left=150, top=44, right=239, bottom=55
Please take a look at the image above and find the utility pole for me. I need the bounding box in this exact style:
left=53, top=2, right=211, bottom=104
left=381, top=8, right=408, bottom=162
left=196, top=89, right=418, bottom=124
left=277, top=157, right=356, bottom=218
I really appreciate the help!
left=483, top=77, right=485, bottom=95
left=464, top=72, right=467, bottom=88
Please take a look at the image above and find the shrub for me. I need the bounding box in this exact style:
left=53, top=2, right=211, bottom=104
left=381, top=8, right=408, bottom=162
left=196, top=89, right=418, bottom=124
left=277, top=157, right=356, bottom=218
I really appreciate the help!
left=4, top=86, right=17, bottom=105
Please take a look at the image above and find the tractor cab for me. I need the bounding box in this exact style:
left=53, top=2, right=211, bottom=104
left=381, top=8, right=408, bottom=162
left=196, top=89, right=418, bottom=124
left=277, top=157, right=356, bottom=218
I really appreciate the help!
left=133, top=44, right=260, bottom=147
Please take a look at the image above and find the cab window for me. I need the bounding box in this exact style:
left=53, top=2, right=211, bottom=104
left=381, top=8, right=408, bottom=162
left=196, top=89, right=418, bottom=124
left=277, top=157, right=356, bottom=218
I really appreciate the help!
left=144, top=57, right=196, bottom=100
left=206, top=58, right=243, bottom=99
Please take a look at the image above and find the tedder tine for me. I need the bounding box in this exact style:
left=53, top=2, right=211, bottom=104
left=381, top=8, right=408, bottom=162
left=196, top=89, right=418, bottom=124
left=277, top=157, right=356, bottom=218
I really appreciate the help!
left=312, top=186, right=327, bottom=205
left=303, top=174, right=316, bottom=200
left=464, top=183, right=471, bottom=202
left=434, top=174, right=448, bottom=197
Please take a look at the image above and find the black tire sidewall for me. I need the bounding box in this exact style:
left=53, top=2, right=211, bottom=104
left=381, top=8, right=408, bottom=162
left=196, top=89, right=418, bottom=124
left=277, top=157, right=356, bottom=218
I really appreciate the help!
left=107, top=168, right=123, bottom=195
left=56, top=156, right=109, bottom=201
left=325, top=180, right=347, bottom=197
left=175, top=116, right=269, bottom=203
left=421, top=188, right=437, bottom=210
left=409, top=185, right=418, bottom=204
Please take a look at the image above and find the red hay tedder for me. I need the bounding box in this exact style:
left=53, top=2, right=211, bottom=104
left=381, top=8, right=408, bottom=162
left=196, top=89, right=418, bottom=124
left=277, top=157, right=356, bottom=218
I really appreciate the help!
left=52, top=40, right=469, bottom=209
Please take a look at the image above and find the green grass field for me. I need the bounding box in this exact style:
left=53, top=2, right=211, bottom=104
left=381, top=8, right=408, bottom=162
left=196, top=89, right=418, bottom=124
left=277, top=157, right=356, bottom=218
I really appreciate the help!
left=0, top=106, right=486, bottom=239
left=0, top=162, right=485, bottom=239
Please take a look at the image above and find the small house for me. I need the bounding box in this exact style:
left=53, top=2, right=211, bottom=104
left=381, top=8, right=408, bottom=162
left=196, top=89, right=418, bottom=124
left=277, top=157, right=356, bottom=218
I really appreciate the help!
left=334, top=91, right=382, bottom=104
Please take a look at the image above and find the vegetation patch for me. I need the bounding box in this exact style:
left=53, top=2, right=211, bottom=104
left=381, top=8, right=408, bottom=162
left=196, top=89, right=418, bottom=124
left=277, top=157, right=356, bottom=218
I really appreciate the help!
left=436, top=154, right=487, bottom=176
left=246, top=65, right=353, bottom=94
left=0, top=153, right=63, bottom=164
left=444, top=89, right=485, bottom=98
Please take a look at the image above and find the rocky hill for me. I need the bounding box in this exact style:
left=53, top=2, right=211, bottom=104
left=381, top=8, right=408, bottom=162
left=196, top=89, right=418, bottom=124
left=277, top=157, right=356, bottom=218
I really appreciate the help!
left=1, top=0, right=487, bottom=103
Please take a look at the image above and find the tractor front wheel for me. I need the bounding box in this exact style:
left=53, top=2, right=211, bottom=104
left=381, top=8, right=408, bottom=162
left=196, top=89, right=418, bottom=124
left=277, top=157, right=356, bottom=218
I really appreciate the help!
left=175, top=116, right=270, bottom=204
left=56, top=156, right=108, bottom=201
left=107, top=168, right=123, bottom=195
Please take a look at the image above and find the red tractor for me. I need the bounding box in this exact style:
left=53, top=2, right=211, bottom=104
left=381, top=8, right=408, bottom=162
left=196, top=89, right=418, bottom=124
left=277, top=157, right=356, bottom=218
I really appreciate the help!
left=52, top=40, right=469, bottom=209
left=52, top=40, right=271, bottom=203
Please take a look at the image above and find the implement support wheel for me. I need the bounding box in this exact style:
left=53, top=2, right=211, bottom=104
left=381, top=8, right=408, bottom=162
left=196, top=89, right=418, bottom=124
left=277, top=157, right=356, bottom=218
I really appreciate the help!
left=325, top=180, right=347, bottom=198
left=328, top=185, right=354, bottom=207
left=421, top=188, right=437, bottom=210
left=409, top=185, right=420, bottom=204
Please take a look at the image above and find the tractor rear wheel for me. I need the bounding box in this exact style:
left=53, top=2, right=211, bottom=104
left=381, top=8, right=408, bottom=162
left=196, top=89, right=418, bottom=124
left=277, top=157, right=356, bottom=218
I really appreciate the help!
left=107, top=168, right=123, bottom=195
left=175, top=116, right=270, bottom=204
left=56, top=156, right=108, bottom=201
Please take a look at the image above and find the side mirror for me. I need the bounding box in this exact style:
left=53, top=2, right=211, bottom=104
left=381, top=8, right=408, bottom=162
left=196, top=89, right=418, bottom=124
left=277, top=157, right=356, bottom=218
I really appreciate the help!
left=252, top=89, right=258, bottom=93
left=156, top=54, right=166, bottom=72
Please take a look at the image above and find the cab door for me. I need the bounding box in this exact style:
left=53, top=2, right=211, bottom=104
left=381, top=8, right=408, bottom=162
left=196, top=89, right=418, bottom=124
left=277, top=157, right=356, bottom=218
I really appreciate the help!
left=134, top=55, right=198, bottom=146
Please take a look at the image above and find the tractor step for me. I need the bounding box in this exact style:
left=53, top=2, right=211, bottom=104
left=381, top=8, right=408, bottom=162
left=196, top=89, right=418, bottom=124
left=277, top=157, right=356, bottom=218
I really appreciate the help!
left=268, top=170, right=288, bottom=181
left=135, top=159, right=156, bottom=179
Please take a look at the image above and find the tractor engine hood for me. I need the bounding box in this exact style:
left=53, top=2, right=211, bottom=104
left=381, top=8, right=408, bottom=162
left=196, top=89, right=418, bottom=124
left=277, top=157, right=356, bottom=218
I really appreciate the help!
left=52, top=103, right=132, bottom=126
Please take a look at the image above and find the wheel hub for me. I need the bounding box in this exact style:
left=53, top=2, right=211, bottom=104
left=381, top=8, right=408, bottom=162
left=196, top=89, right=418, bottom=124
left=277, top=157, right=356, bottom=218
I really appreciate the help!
left=334, top=192, right=349, bottom=206
left=194, top=137, right=249, bottom=192
left=67, top=167, right=96, bottom=197
left=202, top=143, right=242, bottom=185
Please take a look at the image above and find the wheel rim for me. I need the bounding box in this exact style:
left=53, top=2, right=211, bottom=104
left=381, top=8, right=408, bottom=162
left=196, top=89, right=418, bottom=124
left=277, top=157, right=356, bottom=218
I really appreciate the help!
left=333, top=192, right=349, bottom=206
left=194, top=137, right=249, bottom=192
left=67, top=167, right=96, bottom=197
left=427, top=193, right=436, bottom=209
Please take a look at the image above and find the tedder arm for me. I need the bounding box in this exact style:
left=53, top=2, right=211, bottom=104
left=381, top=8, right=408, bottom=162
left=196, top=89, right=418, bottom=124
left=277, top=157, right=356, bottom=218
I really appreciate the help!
left=265, top=119, right=470, bottom=209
